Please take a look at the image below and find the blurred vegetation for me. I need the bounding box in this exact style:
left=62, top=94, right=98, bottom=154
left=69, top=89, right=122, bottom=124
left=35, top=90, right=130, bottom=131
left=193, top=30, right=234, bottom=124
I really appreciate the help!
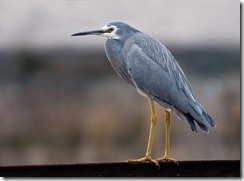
left=0, top=46, right=240, bottom=165
left=18, top=51, right=49, bottom=76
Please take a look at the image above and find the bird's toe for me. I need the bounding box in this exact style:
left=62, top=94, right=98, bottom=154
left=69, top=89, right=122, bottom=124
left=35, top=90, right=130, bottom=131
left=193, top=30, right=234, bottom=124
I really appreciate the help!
left=156, top=156, right=179, bottom=166
left=126, top=156, right=160, bottom=168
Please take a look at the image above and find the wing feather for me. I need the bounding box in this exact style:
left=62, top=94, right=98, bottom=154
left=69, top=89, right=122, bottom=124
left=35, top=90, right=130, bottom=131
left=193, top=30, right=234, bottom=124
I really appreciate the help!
left=123, top=33, right=196, bottom=109
left=123, top=32, right=215, bottom=132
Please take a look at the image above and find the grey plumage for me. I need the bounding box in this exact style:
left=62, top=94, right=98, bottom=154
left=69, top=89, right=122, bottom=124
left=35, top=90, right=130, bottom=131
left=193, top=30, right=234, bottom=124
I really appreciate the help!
left=104, top=22, right=215, bottom=133
left=72, top=21, right=216, bottom=133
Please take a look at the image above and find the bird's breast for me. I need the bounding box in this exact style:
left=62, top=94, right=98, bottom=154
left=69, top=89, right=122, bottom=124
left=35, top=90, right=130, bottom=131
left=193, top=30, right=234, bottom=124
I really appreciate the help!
left=105, top=39, right=134, bottom=86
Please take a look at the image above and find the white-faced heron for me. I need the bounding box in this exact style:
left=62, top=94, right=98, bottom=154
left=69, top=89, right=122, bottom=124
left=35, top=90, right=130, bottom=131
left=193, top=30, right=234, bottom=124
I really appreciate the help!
left=72, top=21, right=216, bottom=167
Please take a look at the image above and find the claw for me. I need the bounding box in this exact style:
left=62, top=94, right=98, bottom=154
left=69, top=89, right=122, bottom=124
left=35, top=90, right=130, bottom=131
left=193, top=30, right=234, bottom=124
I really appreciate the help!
left=156, top=156, right=179, bottom=166
left=126, top=156, right=160, bottom=168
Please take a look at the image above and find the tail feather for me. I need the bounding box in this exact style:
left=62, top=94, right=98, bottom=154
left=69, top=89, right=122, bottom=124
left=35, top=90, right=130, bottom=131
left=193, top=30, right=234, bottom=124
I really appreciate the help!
left=188, top=101, right=216, bottom=132
left=176, top=110, right=214, bottom=133
left=175, top=100, right=216, bottom=133
left=154, top=97, right=215, bottom=133
left=172, top=109, right=198, bottom=132
left=195, top=120, right=209, bottom=133
left=203, top=111, right=216, bottom=127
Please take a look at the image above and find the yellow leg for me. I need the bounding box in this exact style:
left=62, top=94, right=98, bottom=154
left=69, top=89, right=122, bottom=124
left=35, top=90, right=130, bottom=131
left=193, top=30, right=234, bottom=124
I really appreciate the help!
left=126, top=99, right=159, bottom=167
left=157, top=110, right=178, bottom=165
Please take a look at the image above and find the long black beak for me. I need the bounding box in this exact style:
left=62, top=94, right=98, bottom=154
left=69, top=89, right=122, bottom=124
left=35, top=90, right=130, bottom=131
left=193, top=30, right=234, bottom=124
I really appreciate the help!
left=71, top=29, right=105, bottom=36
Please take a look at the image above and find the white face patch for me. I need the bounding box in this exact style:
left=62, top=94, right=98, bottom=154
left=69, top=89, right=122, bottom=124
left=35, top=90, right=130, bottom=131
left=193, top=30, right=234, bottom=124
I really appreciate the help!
left=101, top=25, right=120, bottom=39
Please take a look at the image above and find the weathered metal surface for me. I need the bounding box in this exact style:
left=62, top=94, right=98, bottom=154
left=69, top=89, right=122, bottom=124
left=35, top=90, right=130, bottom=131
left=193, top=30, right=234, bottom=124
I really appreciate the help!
left=0, top=160, right=240, bottom=177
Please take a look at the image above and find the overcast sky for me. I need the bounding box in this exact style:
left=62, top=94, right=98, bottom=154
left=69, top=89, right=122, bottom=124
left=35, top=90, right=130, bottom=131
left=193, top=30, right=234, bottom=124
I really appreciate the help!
left=0, top=0, right=239, bottom=50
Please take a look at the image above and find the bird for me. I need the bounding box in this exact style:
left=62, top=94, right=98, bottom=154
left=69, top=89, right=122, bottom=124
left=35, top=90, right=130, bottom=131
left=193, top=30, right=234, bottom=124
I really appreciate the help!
left=72, top=21, right=216, bottom=167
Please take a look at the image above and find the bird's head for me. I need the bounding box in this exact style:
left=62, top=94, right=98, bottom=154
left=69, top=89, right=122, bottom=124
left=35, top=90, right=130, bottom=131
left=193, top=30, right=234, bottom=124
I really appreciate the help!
left=72, top=21, right=139, bottom=40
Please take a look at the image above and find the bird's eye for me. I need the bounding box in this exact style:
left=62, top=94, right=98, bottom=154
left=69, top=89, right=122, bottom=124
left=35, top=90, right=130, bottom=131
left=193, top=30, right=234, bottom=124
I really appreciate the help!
left=107, top=27, right=114, bottom=33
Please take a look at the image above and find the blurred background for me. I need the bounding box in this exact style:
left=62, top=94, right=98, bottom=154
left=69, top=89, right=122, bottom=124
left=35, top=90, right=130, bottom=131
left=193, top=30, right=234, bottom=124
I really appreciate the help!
left=0, top=0, right=240, bottom=165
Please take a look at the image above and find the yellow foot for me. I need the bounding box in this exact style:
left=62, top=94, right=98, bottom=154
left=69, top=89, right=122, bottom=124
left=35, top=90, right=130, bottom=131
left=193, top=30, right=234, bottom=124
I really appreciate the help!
left=156, top=156, right=179, bottom=166
left=126, top=156, right=160, bottom=168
